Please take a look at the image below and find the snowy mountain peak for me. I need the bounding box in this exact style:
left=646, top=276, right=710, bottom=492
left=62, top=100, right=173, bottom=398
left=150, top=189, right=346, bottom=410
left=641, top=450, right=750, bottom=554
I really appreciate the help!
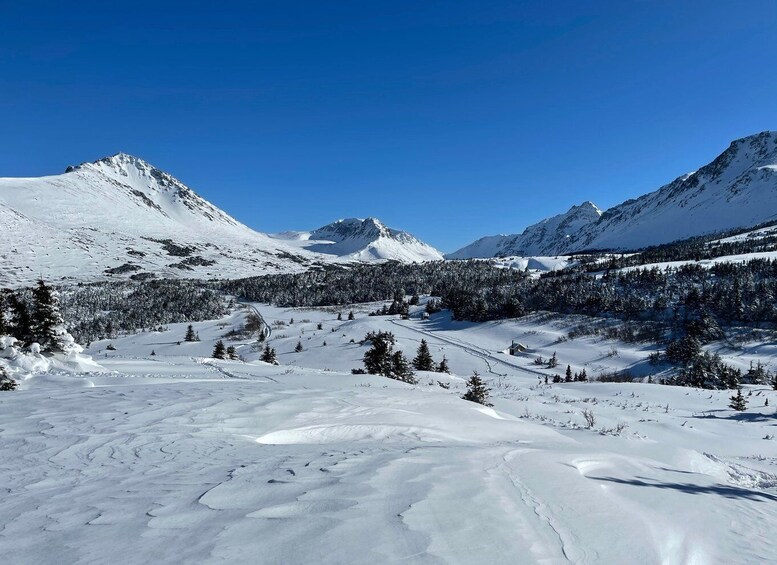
left=0, top=156, right=444, bottom=286
left=451, top=131, right=777, bottom=258
left=312, top=217, right=394, bottom=242
left=447, top=200, right=603, bottom=259
left=65, top=153, right=240, bottom=227
left=306, top=217, right=443, bottom=262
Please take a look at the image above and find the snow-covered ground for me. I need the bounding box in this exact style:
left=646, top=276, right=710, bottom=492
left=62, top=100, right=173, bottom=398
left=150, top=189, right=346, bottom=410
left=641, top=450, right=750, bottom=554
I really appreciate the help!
left=2, top=303, right=776, bottom=564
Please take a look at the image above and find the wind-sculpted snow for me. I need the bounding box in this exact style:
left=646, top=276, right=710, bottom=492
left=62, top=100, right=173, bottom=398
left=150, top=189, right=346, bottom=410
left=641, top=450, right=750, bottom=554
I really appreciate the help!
left=2, top=307, right=777, bottom=564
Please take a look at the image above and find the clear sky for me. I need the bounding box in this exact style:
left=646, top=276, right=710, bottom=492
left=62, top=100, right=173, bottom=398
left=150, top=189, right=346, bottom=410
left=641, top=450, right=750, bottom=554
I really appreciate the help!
left=1, top=1, right=776, bottom=252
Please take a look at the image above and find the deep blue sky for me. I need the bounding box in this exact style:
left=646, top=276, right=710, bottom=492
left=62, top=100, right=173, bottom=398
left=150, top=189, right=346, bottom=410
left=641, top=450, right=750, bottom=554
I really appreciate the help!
left=1, top=1, right=776, bottom=252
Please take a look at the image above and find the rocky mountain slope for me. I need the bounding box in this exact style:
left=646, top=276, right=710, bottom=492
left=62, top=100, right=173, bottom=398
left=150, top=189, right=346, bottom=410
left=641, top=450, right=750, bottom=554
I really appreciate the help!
left=450, top=131, right=777, bottom=258
left=447, top=202, right=602, bottom=259
left=0, top=154, right=441, bottom=286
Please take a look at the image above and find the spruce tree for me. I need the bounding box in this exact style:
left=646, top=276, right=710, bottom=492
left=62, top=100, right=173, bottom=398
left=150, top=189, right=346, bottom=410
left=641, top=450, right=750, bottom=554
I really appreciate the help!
left=294, top=341, right=303, bottom=353
left=348, top=310, right=355, bottom=321
left=412, top=339, right=435, bottom=371
left=437, top=356, right=450, bottom=374
left=462, top=372, right=492, bottom=406
left=391, top=350, right=417, bottom=384
left=0, top=291, right=7, bottom=336
left=4, top=290, right=32, bottom=345
left=261, top=344, right=278, bottom=364
left=363, top=331, right=395, bottom=376
left=729, top=388, right=747, bottom=411
left=212, top=340, right=227, bottom=359
left=565, top=365, right=572, bottom=381
left=226, top=345, right=238, bottom=360
left=31, top=280, right=65, bottom=351
left=185, top=324, right=197, bottom=342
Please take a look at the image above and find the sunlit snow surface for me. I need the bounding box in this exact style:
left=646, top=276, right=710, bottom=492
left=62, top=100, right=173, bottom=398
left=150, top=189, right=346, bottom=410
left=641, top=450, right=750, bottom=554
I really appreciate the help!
left=2, top=305, right=777, bottom=564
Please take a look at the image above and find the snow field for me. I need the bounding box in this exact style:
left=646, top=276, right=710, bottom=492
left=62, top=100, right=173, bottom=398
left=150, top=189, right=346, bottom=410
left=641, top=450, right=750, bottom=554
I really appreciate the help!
left=1, top=302, right=776, bottom=563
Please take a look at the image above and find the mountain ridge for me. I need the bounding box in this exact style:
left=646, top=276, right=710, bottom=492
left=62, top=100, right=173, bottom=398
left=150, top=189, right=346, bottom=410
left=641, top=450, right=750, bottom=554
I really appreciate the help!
left=450, top=130, right=777, bottom=258
left=0, top=154, right=442, bottom=286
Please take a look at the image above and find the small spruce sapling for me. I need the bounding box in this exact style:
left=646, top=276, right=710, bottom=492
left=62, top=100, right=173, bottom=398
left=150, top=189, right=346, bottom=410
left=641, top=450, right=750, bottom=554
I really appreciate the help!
left=729, top=388, right=748, bottom=411
left=212, top=340, right=227, bottom=359
left=412, top=339, right=435, bottom=371
left=462, top=372, right=492, bottom=406
left=185, top=324, right=198, bottom=342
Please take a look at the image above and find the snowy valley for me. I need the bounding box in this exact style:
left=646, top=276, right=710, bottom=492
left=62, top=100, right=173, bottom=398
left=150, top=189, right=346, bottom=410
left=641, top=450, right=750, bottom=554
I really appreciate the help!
left=2, top=299, right=776, bottom=564
left=2, top=132, right=777, bottom=564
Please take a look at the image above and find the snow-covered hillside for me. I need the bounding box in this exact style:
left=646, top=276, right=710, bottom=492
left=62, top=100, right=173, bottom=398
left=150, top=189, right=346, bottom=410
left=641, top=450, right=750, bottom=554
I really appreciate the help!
left=451, top=131, right=777, bottom=257
left=0, top=154, right=442, bottom=286
left=448, top=202, right=601, bottom=258
left=577, top=131, right=777, bottom=251
left=2, top=303, right=776, bottom=564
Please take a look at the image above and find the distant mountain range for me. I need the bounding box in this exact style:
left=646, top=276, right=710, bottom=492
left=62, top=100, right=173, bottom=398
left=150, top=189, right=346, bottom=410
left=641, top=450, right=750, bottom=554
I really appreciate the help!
left=2, top=131, right=776, bottom=286
left=449, top=131, right=777, bottom=258
left=0, top=153, right=441, bottom=286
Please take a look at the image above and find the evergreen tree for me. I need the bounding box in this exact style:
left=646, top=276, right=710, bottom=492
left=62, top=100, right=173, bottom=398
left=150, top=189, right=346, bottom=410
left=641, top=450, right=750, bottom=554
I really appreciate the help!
left=412, top=339, right=435, bottom=371
left=226, top=345, right=239, bottom=360
left=3, top=290, right=30, bottom=346
left=348, top=310, right=355, bottom=320
left=391, top=351, right=417, bottom=384
left=31, top=280, right=65, bottom=351
left=363, top=331, right=395, bottom=376
left=565, top=365, right=572, bottom=381
left=150, top=350, right=156, bottom=356
left=294, top=341, right=303, bottom=353
left=425, top=299, right=442, bottom=314
left=337, top=312, right=342, bottom=321
left=729, top=388, right=748, bottom=411
left=462, top=372, right=492, bottom=406
left=212, top=340, right=226, bottom=359
left=547, top=351, right=558, bottom=369
left=260, top=344, right=278, bottom=365
left=437, top=356, right=450, bottom=374
left=185, top=324, right=198, bottom=342
left=0, top=291, right=7, bottom=336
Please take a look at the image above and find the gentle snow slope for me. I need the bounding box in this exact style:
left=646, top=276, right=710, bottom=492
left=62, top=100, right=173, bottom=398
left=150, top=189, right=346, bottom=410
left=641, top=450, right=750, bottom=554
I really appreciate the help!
left=2, top=306, right=776, bottom=564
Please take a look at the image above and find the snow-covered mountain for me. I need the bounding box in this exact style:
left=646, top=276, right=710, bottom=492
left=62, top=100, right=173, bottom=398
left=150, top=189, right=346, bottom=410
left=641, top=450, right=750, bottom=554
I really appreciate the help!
left=450, top=131, right=777, bottom=257
left=447, top=202, right=602, bottom=259
left=0, top=154, right=441, bottom=286
left=273, top=218, right=443, bottom=262
left=575, top=131, right=777, bottom=251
